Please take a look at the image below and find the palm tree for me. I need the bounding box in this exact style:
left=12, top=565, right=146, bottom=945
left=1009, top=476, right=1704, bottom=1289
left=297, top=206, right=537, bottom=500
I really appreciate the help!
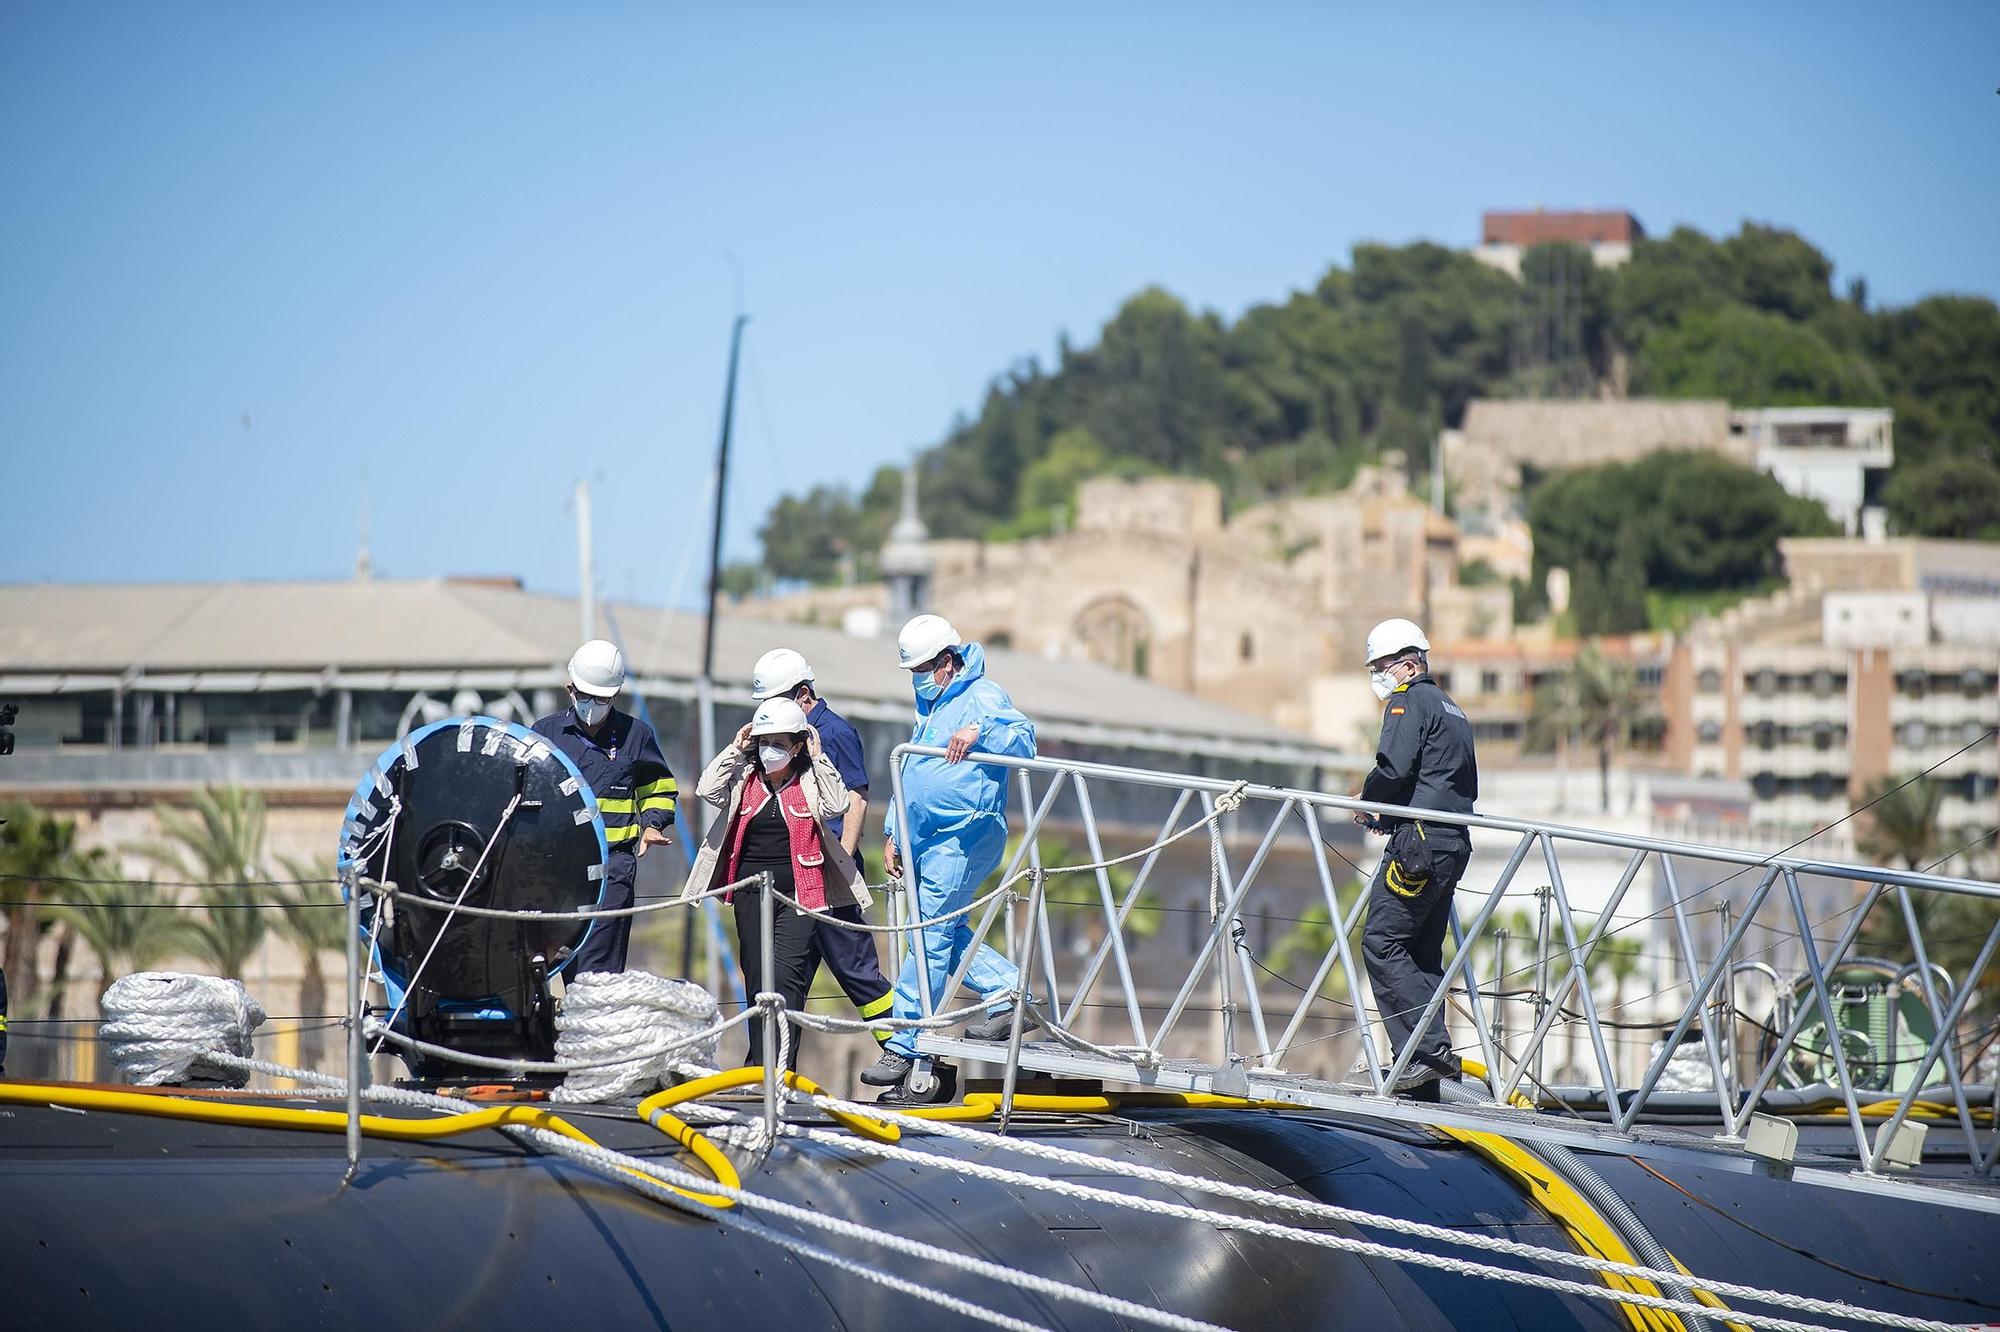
left=999, top=833, right=1162, bottom=948
left=184, top=887, right=271, bottom=981
left=138, top=787, right=270, bottom=980
left=1856, top=774, right=1944, bottom=871
left=1266, top=878, right=1370, bottom=999
left=39, top=846, right=110, bottom=1020
left=45, top=873, right=197, bottom=986
left=1528, top=644, right=1653, bottom=812
left=0, top=801, right=82, bottom=1015
left=1526, top=672, right=1580, bottom=811
left=272, top=855, right=349, bottom=1063
left=1856, top=775, right=1998, bottom=1011
left=138, top=786, right=268, bottom=884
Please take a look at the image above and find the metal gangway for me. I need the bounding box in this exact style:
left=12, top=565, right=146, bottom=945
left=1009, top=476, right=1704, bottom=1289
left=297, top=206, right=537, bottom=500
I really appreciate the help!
left=886, top=744, right=2000, bottom=1206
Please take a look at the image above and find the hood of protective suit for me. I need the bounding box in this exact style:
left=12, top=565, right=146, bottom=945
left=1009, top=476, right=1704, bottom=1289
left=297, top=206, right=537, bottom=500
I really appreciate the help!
left=885, top=641, right=1036, bottom=845
left=914, top=642, right=988, bottom=717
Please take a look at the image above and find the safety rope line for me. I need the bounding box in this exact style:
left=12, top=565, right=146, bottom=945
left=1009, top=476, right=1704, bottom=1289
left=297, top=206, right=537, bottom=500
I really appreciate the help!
left=768, top=876, right=1014, bottom=932
left=783, top=996, right=1003, bottom=1037
left=362, top=1009, right=756, bottom=1076
left=220, top=1059, right=1231, bottom=1332
left=793, top=1123, right=1734, bottom=1332
left=1023, top=998, right=1158, bottom=1063
left=367, top=874, right=754, bottom=920
left=797, top=1088, right=1969, bottom=1332
left=179, top=1040, right=1967, bottom=1332
left=769, top=779, right=1251, bottom=934
left=646, top=1082, right=1851, bottom=1332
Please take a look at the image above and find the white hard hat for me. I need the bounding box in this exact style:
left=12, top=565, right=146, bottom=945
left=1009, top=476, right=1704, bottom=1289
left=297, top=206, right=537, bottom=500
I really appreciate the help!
left=1364, top=618, right=1431, bottom=666
left=751, top=647, right=814, bottom=701
left=567, top=639, right=627, bottom=698
left=749, top=697, right=809, bottom=737
left=897, top=613, right=960, bottom=670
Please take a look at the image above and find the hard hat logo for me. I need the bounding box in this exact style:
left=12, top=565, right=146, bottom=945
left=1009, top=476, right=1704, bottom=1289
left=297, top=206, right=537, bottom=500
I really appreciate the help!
left=750, top=697, right=809, bottom=737
left=751, top=647, right=815, bottom=701
left=568, top=638, right=627, bottom=698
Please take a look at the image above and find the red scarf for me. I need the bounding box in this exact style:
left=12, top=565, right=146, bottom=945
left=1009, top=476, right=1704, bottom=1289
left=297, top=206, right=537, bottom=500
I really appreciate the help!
left=725, top=771, right=830, bottom=910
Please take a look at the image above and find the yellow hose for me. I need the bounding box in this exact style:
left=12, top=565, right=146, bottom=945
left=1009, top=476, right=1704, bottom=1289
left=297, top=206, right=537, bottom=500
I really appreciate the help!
left=637, top=1066, right=902, bottom=1144
left=1439, top=1124, right=1684, bottom=1332
left=0, top=1081, right=593, bottom=1143
left=0, top=1081, right=738, bottom=1210
left=890, top=1089, right=1299, bottom=1123
left=1458, top=1058, right=1538, bottom=1110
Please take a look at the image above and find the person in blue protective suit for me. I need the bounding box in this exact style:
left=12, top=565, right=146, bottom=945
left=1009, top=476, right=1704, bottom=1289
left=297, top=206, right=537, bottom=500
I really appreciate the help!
left=862, top=613, right=1038, bottom=1098
left=531, top=638, right=676, bottom=976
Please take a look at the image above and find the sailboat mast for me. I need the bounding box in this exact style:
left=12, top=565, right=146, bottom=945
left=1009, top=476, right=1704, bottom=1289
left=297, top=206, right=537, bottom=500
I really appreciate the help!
left=689, top=313, right=749, bottom=977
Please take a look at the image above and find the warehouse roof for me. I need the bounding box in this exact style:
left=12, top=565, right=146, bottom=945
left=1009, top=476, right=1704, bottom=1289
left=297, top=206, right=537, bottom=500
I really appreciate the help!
left=0, top=578, right=1347, bottom=767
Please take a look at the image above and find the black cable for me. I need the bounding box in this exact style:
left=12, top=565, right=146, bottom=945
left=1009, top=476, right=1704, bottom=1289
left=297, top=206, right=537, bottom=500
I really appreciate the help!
left=1547, top=728, right=1997, bottom=945
left=0, top=873, right=341, bottom=889
left=1630, top=1158, right=2000, bottom=1312
left=0, top=899, right=341, bottom=910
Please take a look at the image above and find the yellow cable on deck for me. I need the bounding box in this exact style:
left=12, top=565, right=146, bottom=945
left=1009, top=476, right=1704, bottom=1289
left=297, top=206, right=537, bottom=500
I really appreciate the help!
left=0, top=1081, right=740, bottom=1209
left=1439, top=1123, right=1685, bottom=1332
left=1459, top=1058, right=1538, bottom=1110
left=637, top=1066, right=902, bottom=1144
left=891, top=1089, right=1299, bottom=1123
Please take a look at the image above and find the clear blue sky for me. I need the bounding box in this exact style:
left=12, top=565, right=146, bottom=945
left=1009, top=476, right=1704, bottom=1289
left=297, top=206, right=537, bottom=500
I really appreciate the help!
left=4, top=3, right=1996, bottom=606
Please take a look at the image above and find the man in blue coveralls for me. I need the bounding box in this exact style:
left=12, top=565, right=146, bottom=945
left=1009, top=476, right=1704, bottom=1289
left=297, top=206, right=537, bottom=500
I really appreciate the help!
left=863, top=614, right=1038, bottom=1097
left=750, top=646, right=895, bottom=1049
left=532, top=638, right=677, bottom=975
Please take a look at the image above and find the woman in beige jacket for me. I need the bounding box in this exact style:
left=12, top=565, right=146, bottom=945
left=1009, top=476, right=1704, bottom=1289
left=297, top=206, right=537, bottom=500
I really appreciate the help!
left=681, top=697, right=882, bottom=1070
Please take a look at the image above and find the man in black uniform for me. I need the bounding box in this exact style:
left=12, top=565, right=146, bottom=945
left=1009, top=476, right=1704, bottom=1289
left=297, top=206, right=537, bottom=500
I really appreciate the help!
left=1356, top=617, right=1478, bottom=1101
left=532, top=638, right=676, bottom=975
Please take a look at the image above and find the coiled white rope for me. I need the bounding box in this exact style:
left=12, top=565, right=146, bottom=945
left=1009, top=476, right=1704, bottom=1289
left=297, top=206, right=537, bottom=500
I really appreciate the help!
left=99, top=973, right=268, bottom=1087
left=548, top=971, right=726, bottom=1102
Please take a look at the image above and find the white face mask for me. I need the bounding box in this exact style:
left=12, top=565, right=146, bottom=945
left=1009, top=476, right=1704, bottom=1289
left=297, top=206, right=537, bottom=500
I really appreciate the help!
left=757, top=741, right=794, bottom=773
left=573, top=695, right=611, bottom=726
left=1369, top=668, right=1397, bottom=702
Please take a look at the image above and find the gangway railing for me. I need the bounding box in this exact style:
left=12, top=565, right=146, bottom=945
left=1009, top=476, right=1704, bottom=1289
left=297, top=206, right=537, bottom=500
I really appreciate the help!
left=887, top=744, right=2000, bottom=1180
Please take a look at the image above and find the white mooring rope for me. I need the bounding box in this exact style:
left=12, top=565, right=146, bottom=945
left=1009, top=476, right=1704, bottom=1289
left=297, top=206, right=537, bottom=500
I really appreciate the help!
left=124, top=971, right=1979, bottom=1332
left=99, top=972, right=268, bottom=1087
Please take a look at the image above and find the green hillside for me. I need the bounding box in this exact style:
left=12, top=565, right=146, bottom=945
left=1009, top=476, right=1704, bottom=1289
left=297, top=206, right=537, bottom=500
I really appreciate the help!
left=754, top=223, right=2000, bottom=587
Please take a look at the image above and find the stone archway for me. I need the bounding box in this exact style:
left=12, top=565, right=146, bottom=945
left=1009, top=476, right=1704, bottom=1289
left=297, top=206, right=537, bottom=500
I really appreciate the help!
left=1073, top=594, right=1154, bottom=679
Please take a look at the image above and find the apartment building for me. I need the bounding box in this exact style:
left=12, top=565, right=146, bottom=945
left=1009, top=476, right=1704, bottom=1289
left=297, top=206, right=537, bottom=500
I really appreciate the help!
left=1666, top=540, right=2000, bottom=854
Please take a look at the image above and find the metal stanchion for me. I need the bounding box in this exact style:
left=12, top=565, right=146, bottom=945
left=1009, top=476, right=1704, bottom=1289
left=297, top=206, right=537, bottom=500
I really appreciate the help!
left=760, top=870, right=779, bottom=1141
left=997, top=869, right=1047, bottom=1134
left=342, top=866, right=364, bottom=1181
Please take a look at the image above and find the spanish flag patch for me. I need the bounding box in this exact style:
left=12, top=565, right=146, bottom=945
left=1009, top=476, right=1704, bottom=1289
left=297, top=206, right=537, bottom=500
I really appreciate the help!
left=1389, top=707, right=1405, bottom=715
